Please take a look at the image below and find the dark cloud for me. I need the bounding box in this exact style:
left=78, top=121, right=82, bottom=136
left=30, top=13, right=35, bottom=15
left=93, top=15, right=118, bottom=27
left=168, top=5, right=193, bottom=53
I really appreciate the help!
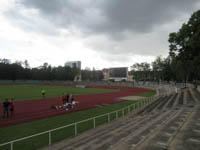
left=4, top=0, right=200, bottom=58
left=13, top=0, right=200, bottom=37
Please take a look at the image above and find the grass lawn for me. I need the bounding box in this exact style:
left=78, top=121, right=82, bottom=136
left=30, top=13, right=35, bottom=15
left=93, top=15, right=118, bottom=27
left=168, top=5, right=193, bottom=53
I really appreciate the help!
left=0, top=100, right=141, bottom=150
left=0, top=85, right=119, bottom=101
left=135, top=91, right=156, bottom=97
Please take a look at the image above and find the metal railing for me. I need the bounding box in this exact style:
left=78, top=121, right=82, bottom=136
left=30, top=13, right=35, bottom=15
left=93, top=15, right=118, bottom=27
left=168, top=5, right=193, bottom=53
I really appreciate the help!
left=0, top=95, right=158, bottom=150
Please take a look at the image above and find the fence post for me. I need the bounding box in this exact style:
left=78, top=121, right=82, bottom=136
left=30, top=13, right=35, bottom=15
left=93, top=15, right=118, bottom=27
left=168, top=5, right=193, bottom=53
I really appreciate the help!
left=116, top=111, right=118, bottom=119
left=11, top=142, right=13, bottom=150
left=108, top=113, right=110, bottom=122
left=75, top=123, right=77, bottom=136
left=49, top=131, right=51, bottom=146
left=93, top=117, right=96, bottom=128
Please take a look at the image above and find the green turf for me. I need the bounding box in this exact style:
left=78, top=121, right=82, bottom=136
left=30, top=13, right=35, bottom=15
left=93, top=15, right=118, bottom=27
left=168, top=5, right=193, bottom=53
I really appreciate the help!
left=0, top=100, right=143, bottom=150
left=135, top=91, right=156, bottom=97
left=0, top=85, right=119, bottom=101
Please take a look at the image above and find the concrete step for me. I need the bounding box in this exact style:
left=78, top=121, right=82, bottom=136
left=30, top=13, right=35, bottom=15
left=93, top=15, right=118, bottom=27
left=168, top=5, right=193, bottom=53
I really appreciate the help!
left=107, top=109, right=182, bottom=150
left=132, top=107, right=193, bottom=150
left=166, top=93, right=178, bottom=108
left=138, top=96, right=164, bottom=115
left=186, top=90, right=196, bottom=104
left=170, top=105, right=200, bottom=150
left=156, top=95, right=173, bottom=110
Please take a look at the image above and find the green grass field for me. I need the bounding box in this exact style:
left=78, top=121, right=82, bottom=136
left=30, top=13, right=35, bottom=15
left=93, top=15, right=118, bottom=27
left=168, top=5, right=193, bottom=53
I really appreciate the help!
left=0, top=85, right=119, bottom=101
left=135, top=91, right=156, bottom=97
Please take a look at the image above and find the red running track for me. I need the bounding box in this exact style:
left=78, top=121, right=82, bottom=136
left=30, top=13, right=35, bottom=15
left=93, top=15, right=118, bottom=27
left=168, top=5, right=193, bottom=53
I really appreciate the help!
left=0, top=86, right=152, bottom=128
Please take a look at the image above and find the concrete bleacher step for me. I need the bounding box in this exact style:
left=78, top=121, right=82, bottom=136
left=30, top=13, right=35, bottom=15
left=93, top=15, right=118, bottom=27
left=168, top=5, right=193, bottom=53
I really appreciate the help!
left=52, top=113, right=159, bottom=150
left=130, top=107, right=193, bottom=150
left=189, top=89, right=199, bottom=103
left=150, top=96, right=167, bottom=112
left=74, top=111, right=172, bottom=150
left=138, top=96, right=164, bottom=115
left=169, top=105, right=200, bottom=150
left=45, top=113, right=149, bottom=150
left=166, top=93, right=178, bottom=108
left=162, top=94, right=174, bottom=109
left=192, top=89, right=200, bottom=102
left=157, top=95, right=173, bottom=110
left=41, top=107, right=180, bottom=150
left=178, top=91, right=184, bottom=105
left=186, top=90, right=196, bottom=104
left=102, top=109, right=182, bottom=150
left=173, top=91, right=181, bottom=107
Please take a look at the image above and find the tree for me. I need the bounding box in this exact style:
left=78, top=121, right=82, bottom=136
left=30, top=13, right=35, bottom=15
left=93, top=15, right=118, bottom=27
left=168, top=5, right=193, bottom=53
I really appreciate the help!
left=168, top=10, right=200, bottom=84
left=152, top=56, right=165, bottom=82
left=131, top=62, right=151, bottom=81
left=24, top=60, right=30, bottom=69
left=0, top=58, right=10, bottom=64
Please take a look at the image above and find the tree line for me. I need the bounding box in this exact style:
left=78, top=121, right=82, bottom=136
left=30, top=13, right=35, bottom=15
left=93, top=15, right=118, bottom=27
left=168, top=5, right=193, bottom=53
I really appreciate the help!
left=131, top=10, right=200, bottom=84
left=0, top=59, right=80, bottom=81
left=0, top=59, right=104, bottom=81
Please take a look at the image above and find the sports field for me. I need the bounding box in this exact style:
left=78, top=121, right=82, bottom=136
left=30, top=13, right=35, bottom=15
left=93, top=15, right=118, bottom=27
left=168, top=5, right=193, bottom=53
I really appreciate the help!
left=0, top=84, right=118, bottom=101
left=0, top=84, right=153, bottom=127
left=0, top=84, right=154, bottom=150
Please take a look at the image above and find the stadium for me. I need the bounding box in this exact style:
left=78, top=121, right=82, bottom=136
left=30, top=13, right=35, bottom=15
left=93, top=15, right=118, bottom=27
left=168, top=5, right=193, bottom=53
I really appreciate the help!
left=0, top=80, right=200, bottom=150
left=1, top=3, right=200, bottom=150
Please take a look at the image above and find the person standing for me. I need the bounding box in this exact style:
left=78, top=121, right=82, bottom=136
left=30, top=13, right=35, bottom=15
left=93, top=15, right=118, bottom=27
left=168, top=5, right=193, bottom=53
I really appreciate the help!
left=69, top=93, right=72, bottom=102
left=175, top=87, right=178, bottom=94
left=41, top=90, right=46, bottom=99
left=10, top=98, right=15, bottom=117
left=66, top=93, right=69, bottom=103
left=2, top=98, right=10, bottom=118
left=61, top=93, right=66, bottom=104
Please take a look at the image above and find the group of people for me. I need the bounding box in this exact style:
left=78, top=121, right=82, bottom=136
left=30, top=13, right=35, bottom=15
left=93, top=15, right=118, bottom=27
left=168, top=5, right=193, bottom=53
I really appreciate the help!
left=52, top=93, right=79, bottom=111
left=2, top=98, right=14, bottom=118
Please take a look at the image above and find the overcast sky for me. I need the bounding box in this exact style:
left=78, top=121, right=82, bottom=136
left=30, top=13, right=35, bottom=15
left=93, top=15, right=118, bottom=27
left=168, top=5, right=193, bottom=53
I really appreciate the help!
left=0, top=0, right=199, bottom=69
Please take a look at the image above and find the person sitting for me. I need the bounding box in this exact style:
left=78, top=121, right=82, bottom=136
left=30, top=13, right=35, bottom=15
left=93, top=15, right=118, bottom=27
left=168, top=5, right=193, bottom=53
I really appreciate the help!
left=71, top=98, right=79, bottom=109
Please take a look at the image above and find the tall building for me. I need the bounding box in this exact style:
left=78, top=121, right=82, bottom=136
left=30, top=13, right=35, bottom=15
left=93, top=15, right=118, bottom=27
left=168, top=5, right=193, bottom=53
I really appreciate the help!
left=65, top=61, right=81, bottom=70
left=65, top=61, right=81, bottom=81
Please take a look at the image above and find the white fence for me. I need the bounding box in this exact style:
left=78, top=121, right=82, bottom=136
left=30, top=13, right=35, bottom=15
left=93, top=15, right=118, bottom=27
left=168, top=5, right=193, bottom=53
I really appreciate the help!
left=0, top=96, right=158, bottom=150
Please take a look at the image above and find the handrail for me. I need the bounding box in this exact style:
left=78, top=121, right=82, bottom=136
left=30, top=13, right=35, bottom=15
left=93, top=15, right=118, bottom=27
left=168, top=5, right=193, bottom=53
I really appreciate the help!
left=0, top=95, right=158, bottom=150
